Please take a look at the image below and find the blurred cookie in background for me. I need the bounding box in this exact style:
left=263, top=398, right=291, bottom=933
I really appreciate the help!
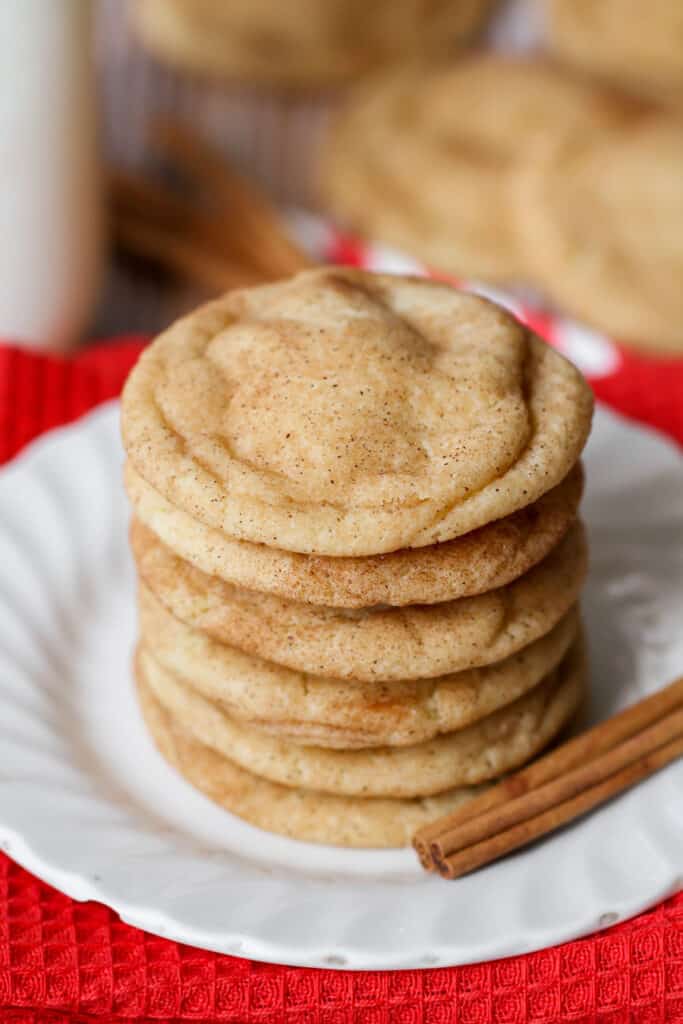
left=319, top=57, right=631, bottom=282
left=131, top=0, right=494, bottom=88
left=320, top=53, right=683, bottom=354
left=546, top=0, right=683, bottom=107
left=517, top=115, right=683, bottom=354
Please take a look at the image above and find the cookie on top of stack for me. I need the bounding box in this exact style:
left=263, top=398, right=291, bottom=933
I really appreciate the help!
left=122, top=267, right=594, bottom=848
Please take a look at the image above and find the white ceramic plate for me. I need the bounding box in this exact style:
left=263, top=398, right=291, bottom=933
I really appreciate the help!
left=0, top=401, right=681, bottom=970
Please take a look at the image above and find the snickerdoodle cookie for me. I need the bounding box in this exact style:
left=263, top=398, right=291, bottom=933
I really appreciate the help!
left=139, top=583, right=579, bottom=749
left=546, top=0, right=683, bottom=104
left=138, top=639, right=584, bottom=798
left=126, top=462, right=583, bottom=608
left=139, top=677, right=488, bottom=848
left=320, top=59, right=630, bottom=280
left=517, top=117, right=683, bottom=354
left=133, top=0, right=493, bottom=87
left=131, top=519, right=587, bottom=682
left=122, top=268, right=593, bottom=556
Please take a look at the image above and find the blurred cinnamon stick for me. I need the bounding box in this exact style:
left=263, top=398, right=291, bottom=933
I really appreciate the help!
left=153, top=118, right=313, bottom=279
left=110, top=120, right=314, bottom=292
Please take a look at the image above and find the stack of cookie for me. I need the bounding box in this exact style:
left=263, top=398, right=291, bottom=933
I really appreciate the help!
left=122, top=267, right=594, bottom=848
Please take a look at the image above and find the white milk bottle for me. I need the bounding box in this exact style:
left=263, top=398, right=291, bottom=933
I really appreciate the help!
left=0, top=0, right=104, bottom=351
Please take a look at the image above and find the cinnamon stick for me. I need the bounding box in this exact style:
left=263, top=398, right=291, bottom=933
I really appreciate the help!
left=152, top=118, right=314, bottom=278
left=112, top=208, right=258, bottom=292
left=434, top=733, right=683, bottom=879
left=432, top=705, right=683, bottom=869
left=110, top=120, right=315, bottom=293
left=414, top=674, right=683, bottom=873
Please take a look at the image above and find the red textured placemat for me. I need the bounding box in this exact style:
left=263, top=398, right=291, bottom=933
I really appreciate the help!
left=0, top=334, right=681, bottom=1024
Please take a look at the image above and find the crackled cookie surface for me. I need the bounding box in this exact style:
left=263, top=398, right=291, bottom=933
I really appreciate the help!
left=122, top=268, right=593, bottom=555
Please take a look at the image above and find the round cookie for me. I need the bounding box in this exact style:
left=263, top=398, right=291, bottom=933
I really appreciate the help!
left=122, top=269, right=594, bottom=556
left=126, top=461, right=583, bottom=608
left=132, top=0, right=493, bottom=87
left=140, top=583, right=580, bottom=748
left=546, top=0, right=683, bottom=104
left=132, top=518, right=587, bottom=682
left=320, top=59, right=631, bottom=281
left=138, top=639, right=585, bottom=798
left=139, top=679, right=487, bottom=848
left=517, top=117, right=683, bottom=354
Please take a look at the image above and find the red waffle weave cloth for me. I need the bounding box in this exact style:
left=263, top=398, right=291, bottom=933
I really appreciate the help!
left=0, top=327, right=681, bottom=1024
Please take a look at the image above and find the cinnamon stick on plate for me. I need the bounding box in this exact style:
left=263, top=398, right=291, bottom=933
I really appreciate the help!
left=414, top=675, right=683, bottom=879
